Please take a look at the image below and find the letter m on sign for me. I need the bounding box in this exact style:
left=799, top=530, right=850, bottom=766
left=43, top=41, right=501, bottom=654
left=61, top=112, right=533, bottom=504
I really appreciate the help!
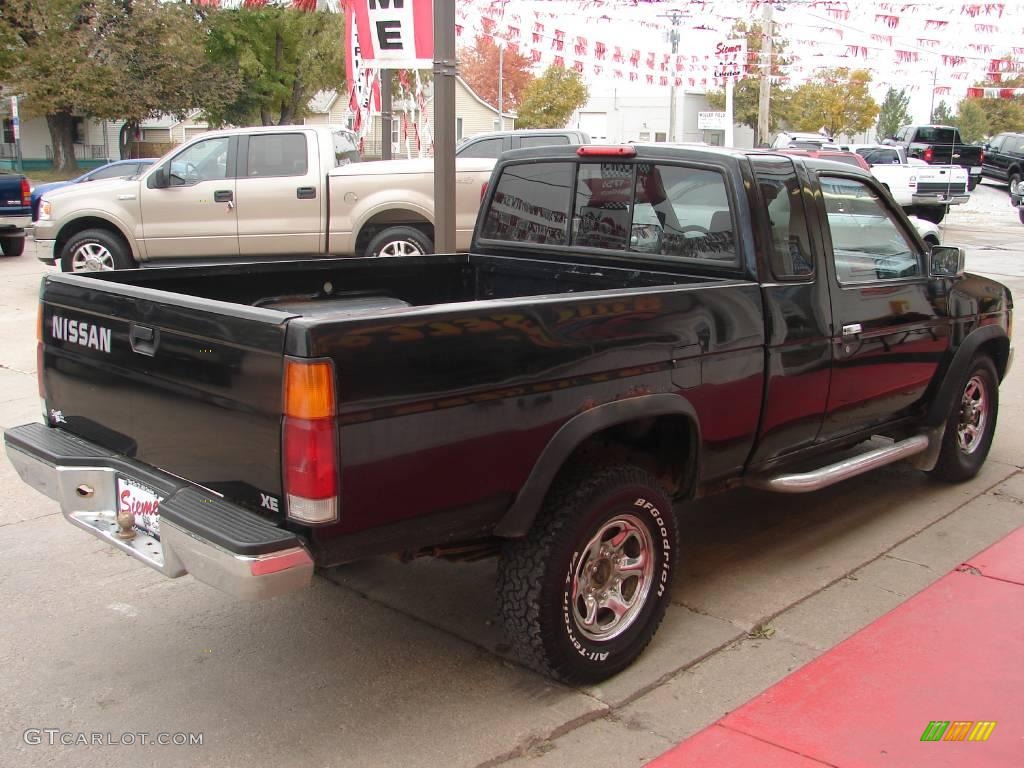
left=920, top=721, right=949, bottom=741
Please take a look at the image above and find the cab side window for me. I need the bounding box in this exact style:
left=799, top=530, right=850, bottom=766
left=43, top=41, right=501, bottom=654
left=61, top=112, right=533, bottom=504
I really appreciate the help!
left=821, top=175, right=922, bottom=284
left=247, top=133, right=308, bottom=177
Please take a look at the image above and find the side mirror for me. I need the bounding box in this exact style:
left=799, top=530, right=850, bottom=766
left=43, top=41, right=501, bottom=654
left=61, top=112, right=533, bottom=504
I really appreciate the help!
left=147, top=165, right=169, bottom=189
left=930, top=245, right=965, bottom=278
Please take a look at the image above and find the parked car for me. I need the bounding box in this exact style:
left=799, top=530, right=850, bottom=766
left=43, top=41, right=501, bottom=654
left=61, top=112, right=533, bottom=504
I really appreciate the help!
left=884, top=125, right=983, bottom=190
left=33, top=125, right=493, bottom=271
left=981, top=131, right=1024, bottom=190
left=0, top=170, right=31, bottom=256
left=5, top=143, right=1012, bottom=684
left=1009, top=177, right=1024, bottom=224
left=31, top=159, right=157, bottom=221
left=456, top=128, right=590, bottom=159
left=847, top=144, right=970, bottom=223
left=770, top=131, right=839, bottom=150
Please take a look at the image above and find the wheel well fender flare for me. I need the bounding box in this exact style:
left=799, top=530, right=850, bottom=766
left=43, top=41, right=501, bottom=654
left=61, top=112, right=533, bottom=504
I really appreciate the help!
left=494, top=394, right=701, bottom=538
left=925, top=325, right=1010, bottom=427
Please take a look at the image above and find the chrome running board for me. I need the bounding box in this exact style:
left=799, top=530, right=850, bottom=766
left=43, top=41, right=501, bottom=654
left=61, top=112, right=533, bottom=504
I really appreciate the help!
left=748, top=435, right=930, bottom=494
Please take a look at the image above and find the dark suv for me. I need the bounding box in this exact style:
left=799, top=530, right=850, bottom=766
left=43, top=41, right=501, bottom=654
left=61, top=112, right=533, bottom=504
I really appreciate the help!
left=982, top=132, right=1024, bottom=189
left=455, top=129, right=590, bottom=159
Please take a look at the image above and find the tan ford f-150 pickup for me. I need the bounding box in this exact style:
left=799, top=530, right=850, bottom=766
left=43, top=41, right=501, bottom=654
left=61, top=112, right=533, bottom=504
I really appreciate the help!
left=32, top=125, right=495, bottom=272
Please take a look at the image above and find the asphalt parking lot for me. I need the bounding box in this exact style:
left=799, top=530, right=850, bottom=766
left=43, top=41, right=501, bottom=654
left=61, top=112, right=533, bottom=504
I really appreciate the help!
left=1, top=181, right=1022, bottom=768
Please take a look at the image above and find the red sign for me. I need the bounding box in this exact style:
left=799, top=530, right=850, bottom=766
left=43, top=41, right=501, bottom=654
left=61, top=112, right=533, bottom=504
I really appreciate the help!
left=351, top=0, right=434, bottom=69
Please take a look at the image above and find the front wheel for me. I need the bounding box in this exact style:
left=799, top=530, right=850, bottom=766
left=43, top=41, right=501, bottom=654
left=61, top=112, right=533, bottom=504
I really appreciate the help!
left=60, top=228, right=133, bottom=272
left=928, top=356, right=999, bottom=483
left=497, top=464, right=679, bottom=684
left=0, top=235, right=25, bottom=257
left=364, top=226, right=433, bottom=258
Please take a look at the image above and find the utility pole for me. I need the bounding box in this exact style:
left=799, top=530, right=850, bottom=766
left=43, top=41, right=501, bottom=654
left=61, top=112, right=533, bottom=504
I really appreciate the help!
left=929, top=68, right=937, bottom=123
left=659, top=10, right=685, bottom=142
left=498, top=42, right=504, bottom=131
left=756, top=1, right=773, bottom=146
left=433, top=0, right=457, bottom=253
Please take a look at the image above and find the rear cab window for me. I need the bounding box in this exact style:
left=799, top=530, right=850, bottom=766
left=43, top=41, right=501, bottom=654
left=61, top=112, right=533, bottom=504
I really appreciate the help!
left=480, top=155, right=740, bottom=269
left=247, top=133, right=308, bottom=177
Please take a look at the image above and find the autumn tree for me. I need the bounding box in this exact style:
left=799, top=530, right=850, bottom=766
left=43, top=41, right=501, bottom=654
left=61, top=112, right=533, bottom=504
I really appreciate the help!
left=783, top=68, right=878, bottom=137
left=960, top=55, right=1024, bottom=137
left=876, top=87, right=912, bottom=140
left=954, top=99, right=992, bottom=143
left=706, top=21, right=792, bottom=136
left=204, top=4, right=345, bottom=127
left=516, top=66, right=588, bottom=129
left=458, top=34, right=534, bottom=111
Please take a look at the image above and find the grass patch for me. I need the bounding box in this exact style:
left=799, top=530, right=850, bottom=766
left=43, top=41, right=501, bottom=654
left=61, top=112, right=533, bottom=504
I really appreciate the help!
left=28, top=169, right=82, bottom=184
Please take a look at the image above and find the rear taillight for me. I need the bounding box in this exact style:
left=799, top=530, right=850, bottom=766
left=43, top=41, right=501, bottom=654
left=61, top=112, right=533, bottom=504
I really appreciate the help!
left=923, top=147, right=934, bottom=163
left=578, top=145, right=637, bottom=157
left=21, top=178, right=30, bottom=207
left=282, top=358, right=338, bottom=525
left=979, top=151, right=985, bottom=165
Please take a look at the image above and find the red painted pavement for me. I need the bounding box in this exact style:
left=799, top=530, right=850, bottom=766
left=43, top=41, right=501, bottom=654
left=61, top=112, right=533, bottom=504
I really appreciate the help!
left=649, top=527, right=1024, bottom=768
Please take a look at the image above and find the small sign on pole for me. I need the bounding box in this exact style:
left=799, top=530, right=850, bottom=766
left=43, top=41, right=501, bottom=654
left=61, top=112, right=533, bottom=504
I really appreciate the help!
left=714, top=39, right=746, bottom=148
left=697, top=111, right=728, bottom=131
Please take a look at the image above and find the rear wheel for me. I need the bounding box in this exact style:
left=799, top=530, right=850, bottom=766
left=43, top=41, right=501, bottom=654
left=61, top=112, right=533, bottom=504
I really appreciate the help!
left=916, top=206, right=947, bottom=224
left=928, top=356, right=999, bottom=483
left=497, top=464, right=678, bottom=684
left=1008, top=170, right=1021, bottom=194
left=968, top=176, right=979, bottom=191
left=0, top=235, right=25, bottom=257
left=60, top=228, right=133, bottom=272
left=365, top=226, right=433, bottom=258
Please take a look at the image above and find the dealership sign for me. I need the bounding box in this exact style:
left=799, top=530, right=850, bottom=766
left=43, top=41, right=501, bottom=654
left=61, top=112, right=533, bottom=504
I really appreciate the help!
left=351, top=0, right=434, bottom=69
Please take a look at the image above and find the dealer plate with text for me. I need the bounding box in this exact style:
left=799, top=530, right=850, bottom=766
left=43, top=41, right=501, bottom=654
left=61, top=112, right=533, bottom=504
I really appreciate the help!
left=116, top=477, right=163, bottom=539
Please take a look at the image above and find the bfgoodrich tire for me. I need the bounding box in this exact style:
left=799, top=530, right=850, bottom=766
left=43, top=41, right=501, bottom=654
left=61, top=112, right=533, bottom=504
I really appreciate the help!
left=0, top=235, right=25, bottom=257
left=365, top=226, right=433, bottom=258
left=60, top=228, right=133, bottom=272
left=497, top=464, right=679, bottom=684
left=928, top=356, right=999, bottom=483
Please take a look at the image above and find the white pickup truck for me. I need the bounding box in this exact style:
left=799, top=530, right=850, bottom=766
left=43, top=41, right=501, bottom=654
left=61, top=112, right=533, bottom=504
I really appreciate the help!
left=851, top=144, right=968, bottom=224
left=33, top=125, right=495, bottom=271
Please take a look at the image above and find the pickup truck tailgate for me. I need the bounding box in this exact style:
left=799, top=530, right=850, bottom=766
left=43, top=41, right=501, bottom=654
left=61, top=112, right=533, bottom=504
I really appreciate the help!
left=40, top=274, right=291, bottom=513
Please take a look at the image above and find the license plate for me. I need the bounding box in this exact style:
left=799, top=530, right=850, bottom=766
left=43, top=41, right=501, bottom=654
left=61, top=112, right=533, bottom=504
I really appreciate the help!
left=117, top=477, right=163, bottom=538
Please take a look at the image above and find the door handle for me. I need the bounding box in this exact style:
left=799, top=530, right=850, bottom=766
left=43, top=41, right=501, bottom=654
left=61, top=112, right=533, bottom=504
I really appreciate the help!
left=296, top=186, right=316, bottom=199
left=842, top=323, right=863, bottom=337
left=214, top=190, right=233, bottom=203
left=129, top=324, right=159, bottom=357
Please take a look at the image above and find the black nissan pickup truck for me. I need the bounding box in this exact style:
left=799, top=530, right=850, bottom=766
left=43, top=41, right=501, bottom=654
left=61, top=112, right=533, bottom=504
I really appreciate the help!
left=4, top=145, right=1013, bottom=683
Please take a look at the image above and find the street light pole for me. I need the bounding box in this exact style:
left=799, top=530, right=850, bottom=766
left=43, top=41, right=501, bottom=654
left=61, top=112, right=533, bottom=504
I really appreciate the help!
left=498, top=42, right=504, bottom=131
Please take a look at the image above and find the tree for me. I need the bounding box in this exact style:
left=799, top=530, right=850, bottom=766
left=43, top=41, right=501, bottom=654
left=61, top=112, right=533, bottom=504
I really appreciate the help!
left=932, top=100, right=954, bottom=125
left=0, top=0, right=227, bottom=172
left=458, top=34, right=534, bottom=111
left=954, top=99, right=992, bottom=143
left=876, top=88, right=911, bottom=140
left=783, top=68, right=879, bottom=137
left=516, top=66, right=588, bottom=129
left=961, top=55, right=1024, bottom=138
left=204, top=5, right=345, bottom=127
left=706, top=21, right=792, bottom=135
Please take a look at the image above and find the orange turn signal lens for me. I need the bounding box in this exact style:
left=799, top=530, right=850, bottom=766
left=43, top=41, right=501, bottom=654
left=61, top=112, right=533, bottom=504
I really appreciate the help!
left=284, top=358, right=336, bottom=419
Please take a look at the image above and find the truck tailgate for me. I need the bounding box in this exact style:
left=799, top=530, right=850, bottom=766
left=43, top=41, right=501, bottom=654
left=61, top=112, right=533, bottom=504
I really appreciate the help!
left=40, top=274, right=291, bottom=514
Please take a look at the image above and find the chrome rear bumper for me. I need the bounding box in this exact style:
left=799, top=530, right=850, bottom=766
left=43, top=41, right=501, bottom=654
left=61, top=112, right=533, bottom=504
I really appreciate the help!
left=5, top=424, right=313, bottom=601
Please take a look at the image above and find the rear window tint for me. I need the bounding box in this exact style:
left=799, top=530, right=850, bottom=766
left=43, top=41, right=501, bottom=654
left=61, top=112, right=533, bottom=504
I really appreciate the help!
left=479, top=162, right=572, bottom=245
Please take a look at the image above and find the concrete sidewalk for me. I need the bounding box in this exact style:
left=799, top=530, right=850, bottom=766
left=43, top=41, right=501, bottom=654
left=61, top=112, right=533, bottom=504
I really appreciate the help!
left=648, top=524, right=1024, bottom=767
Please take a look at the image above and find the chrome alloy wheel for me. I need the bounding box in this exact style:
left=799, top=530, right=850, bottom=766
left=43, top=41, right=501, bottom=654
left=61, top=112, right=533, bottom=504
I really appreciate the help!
left=571, top=515, right=655, bottom=642
left=377, top=239, right=426, bottom=257
left=957, top=375, right=989, bottom=454
left=71, top=242, right=116, bottom=272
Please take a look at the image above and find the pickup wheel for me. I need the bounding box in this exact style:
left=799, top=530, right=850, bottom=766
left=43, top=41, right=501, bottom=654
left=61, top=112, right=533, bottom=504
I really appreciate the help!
left=1018, top=207, right=1024, bottom=226
left=0, top=235, right=24, bottom=257
left=928, top=356, right=999, bottom=483
left=61, top=229, right=132, bottom=272
left=916, top=206, right=947, bottom=225
left=497, top=464, right=678, bottom=684
left=968, top=177, right=979, bottom=191
left=1008, top=170, right=1021, bottom=194
left=365, top=226, right=433, bottom=258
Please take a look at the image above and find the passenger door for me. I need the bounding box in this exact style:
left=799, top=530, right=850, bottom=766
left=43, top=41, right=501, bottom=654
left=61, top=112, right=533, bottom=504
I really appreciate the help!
left=817, top=174, right=947, bottom=442
left=139, top=135, right=238, bottom=259
left=983, top=134, right=1006, bottom=178
left=236, top=131, right=323, bottom=256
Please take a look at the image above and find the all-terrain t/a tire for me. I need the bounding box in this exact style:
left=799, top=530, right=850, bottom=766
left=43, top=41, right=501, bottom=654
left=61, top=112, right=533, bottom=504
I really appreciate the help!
left=364, top=226, right=433, bottom=258
left=0, top=235, right=25, bottom=257
left=497, top=464, right=679, bottom=684
left=928, top=356, right=999, bottom=483
left=60, top=228, right=133, bottom=272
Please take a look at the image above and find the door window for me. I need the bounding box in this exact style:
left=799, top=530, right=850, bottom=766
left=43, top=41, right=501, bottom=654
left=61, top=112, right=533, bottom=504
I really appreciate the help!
left=822, top=176, right=921, bottom=284
left=459, top=138, right=503, bottom=158
left=169, top=137, right=230, bottom=186
left=479, top=162, right=572, bottom=245
left=988, top=134, right=1006, bottom=152
left=752, top=156, right=813, bottom=278
left=247, top=133, right=308, bottom=177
